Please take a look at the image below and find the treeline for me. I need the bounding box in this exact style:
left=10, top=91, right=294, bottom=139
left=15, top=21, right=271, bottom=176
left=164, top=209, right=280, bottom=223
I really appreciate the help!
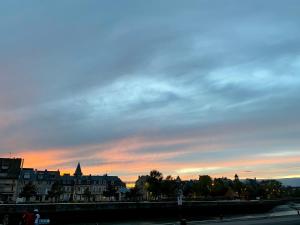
left=126, top=170, right=300, bottom=201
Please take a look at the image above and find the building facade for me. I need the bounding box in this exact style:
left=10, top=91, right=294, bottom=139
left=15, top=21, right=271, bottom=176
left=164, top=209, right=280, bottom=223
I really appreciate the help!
left=0, top=158, right=23, bottom=203
left=17, top=161, right=125, bottom=202
left=17, top=168, right=60, bottom=202
left=61, top=163, right=125, bottom=202
left=135, top=175, right=150, bottom=200
left=0, top=158, right=126, bottom=203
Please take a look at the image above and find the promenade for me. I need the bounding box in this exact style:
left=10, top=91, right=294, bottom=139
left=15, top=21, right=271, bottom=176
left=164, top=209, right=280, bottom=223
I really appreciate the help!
left=185, top=216, right=300, bottom=225
left=2, top=215, right=300, bottom=225
left=2, top=200, right=299, bottom=225
left=101, top=216, right=300, bottom=225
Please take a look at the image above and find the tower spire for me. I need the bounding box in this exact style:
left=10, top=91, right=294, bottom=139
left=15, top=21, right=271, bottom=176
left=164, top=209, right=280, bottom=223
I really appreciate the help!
left=74, top=162, right=83, bottom=177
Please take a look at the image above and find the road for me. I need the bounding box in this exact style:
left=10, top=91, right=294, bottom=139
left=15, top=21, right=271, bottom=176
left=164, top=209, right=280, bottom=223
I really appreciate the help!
left=185, top=216, right=300, bottom=225
left=99, top=216, right=300, bottom=225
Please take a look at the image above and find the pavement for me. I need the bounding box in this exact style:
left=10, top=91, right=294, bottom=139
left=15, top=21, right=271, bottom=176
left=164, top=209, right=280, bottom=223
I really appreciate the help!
left=182, top=215, right=300, bottom=225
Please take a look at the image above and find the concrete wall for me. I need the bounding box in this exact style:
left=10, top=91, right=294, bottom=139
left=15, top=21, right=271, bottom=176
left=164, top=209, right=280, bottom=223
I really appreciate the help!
left=0, top=200, right=294, bottom=225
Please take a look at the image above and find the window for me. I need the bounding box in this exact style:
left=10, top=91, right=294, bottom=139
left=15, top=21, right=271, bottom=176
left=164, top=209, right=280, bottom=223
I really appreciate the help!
left=1, top=162, right=9, bottom=169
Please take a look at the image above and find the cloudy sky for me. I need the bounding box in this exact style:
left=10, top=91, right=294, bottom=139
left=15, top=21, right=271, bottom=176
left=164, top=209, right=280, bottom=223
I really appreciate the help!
left=1, top=0, right=300, bottom=181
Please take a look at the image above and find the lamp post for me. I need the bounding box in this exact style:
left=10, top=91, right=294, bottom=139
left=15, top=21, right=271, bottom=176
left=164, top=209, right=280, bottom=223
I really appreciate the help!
left=176, top=178, right=186, bottom=225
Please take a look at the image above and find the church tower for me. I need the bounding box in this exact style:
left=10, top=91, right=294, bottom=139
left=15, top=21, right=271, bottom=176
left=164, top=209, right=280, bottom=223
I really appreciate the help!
left=74, top=162, right=83, bottom=177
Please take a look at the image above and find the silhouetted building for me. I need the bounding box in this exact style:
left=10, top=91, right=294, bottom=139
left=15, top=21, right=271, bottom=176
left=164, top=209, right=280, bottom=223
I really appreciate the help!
left=61, top=163, right=125, bottom=202
left=74, top=162, right=83, bottom=177
left=2, top=158, right=126, bottom=202
left=0, top=158, right=23, bottom=202
left=17, top=168, right=60, bottom=202
left=135, top=175, right=150, bottom=200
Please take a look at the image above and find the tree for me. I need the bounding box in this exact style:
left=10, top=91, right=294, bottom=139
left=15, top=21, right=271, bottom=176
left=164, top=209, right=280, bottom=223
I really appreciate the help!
left=183, top=181, right=194, bottom=198
left=161, top=175, right=178, bottom=198
left=83, top=187, right=92, bottom=202
left=146, top=170, right=163, bottom=200
left=19, top=182, right=37, bottom=202
left=198, top=175, right=213, bottom=197
left=259, top=180, right=282, bottom=199
left=190, top=181, right=201, bottom=197
left=233, top=174, right=244, bottom=197
left=103, top=182, right=117, bottom=200
left=150, top=170, right=163, bottom=180
left=47, top=181, right=64, bottom=202
left=291, top=188, right=300, bottom=197
left=211, top=178, right=230, bottom=197
left=243, top=178, right=259, bottom=199
left=125, top=186, right=142, bottom=201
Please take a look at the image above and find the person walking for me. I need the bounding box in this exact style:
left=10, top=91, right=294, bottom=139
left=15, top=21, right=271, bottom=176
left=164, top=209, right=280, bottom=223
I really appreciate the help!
left=2, top=215, right=9, bottom=225
left=19, top=211, right=28, bottom=225
left=25, top=211, right=34, bottom=225
left=33, top=209, right=40, bottom=225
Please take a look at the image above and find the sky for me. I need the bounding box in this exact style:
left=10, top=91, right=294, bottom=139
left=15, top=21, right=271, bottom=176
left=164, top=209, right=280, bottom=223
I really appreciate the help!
left=1, top=0, right=300, bottom=181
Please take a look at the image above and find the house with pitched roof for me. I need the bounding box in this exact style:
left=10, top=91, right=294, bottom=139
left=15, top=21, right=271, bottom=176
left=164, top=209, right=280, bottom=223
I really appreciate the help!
left=61, top=163, right=125, bottom=202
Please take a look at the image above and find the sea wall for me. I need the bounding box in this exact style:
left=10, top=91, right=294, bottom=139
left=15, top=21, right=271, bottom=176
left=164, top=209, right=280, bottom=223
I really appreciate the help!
left=0, top=200, right=294, bottom=224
